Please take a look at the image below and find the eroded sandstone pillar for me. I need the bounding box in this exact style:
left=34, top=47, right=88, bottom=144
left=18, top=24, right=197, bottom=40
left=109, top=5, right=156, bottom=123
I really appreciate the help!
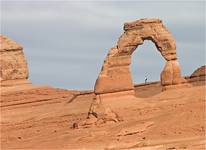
left=0, top=35, right=30, bottom=86
left=95, top=54, right=134, bottom=94
left=161, top=60, right=182, bottom=86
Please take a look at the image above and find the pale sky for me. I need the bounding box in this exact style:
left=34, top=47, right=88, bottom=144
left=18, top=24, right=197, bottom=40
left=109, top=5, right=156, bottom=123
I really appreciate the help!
left=1, top=1, right=205, bottom=90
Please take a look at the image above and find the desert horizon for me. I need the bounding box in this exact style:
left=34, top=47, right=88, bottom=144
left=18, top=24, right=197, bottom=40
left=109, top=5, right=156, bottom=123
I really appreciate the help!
left=1, top=1, right=205, bottom=150
left=1, top=1, right=205, bottom=90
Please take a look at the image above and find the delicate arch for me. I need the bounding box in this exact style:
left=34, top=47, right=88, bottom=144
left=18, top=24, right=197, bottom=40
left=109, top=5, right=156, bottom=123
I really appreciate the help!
left=94, top=18, right=183, bottom=94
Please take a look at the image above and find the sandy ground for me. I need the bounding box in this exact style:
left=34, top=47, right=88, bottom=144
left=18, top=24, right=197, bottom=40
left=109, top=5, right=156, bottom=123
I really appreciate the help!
left=0, top=81, right=205, bottom=150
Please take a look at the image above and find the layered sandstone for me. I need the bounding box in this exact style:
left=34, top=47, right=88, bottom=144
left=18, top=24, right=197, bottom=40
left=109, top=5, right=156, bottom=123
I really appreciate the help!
left=0, top=35, right=29, bottom=85
left=186, top=65, right=206, bottom=84
left=190, top=65, right=206, bottom=78
left=95, top=18, right=184, bottom=95
left=87, top=18, right=187, bottom=125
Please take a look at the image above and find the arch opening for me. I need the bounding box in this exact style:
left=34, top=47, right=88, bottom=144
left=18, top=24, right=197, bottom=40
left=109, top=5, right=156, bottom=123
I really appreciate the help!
left=131, top=40, right=165, bottom=85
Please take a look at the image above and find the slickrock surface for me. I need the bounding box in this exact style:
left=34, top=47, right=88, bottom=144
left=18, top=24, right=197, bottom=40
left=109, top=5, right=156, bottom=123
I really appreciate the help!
left=0, top=35, right=29, bottom=84
left=1, top=80, right=205, bottom=150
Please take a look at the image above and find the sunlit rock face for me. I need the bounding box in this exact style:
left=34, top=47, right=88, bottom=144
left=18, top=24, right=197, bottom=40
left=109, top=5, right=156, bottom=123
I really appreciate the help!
left=95, top=18, right=183, bottom=94
left=0, top=35, right=29, bottom=81
left=190, top=65, right=206, bottom=78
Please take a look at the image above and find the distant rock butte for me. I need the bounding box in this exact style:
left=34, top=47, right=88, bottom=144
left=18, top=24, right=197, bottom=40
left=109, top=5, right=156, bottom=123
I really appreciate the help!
left=0, top=35, right=29, bottom=86
left=191, top=65, right=206, bottom=78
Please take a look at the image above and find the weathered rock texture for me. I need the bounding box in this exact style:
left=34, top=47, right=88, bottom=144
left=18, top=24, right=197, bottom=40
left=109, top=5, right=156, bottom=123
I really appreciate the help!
left=84, top=96, right=123, bottom=126
left=190, top=65, right=206, bottom=78
left=95, top=18, right=183, bottom=94
left=186, top=65, right=206, bottom=84
left=0, top=35, right=29, bottom=82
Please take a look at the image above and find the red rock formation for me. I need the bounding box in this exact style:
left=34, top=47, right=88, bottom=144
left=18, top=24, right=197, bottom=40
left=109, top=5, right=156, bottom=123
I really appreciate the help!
left=0, top=35, right=30, bottom=86
left=190, top=65, right=206, bottom=78
left=185, top=65, right=206, bottom=84
left=86, top=18, right=189, bottom=125
left=95, top=18, right=184, bottom=95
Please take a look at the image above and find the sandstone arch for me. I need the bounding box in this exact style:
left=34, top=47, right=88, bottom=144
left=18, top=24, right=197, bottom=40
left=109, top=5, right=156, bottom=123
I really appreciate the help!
left=94, top=18, right=183, bottom=94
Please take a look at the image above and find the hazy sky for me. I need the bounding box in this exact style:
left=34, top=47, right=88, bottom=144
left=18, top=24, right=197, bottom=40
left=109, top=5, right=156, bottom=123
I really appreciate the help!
left=1, top=1, right=205, bottom=90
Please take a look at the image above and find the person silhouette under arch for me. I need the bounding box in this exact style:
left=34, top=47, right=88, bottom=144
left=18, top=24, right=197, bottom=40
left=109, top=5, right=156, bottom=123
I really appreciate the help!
left=145, top=75, right=148, bottom=84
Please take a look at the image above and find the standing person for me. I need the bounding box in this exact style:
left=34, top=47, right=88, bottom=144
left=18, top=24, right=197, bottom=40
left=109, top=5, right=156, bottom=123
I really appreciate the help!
left=145, top=75, right=148, bottom=84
